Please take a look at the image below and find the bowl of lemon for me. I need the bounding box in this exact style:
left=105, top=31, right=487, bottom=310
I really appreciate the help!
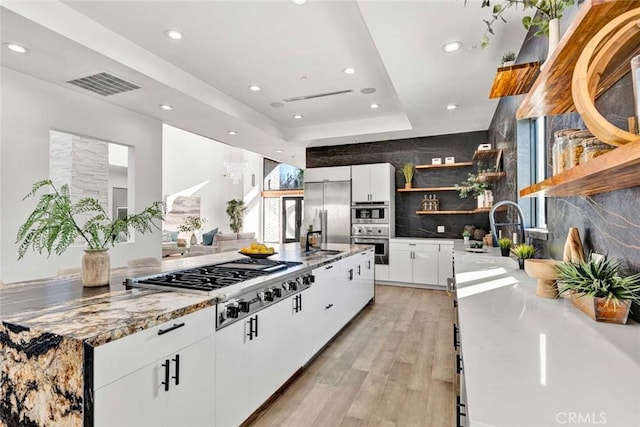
left=239, top=242, right=277, bottom=259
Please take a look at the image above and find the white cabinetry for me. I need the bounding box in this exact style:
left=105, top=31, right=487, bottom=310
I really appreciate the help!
left=351, top=163, right=394, bottom=202
left=94, top=307, right=216, bottom=427
left=388, top=240, right=453, bottom=288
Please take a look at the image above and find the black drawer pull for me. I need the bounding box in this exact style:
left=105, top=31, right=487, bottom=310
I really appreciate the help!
left=172, top=354, right=180, bottom=386
left=325, top=304, right=333, bottom=310
left=161, top=359, right=170, bottom=392
left=325, top=265, right=334, bottom=270
left=453, top=324, right=460, bottom=350
left=158, top=322, right=185, bottom=335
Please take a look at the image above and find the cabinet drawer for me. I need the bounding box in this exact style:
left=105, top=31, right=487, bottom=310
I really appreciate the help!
left=94, top=307, right=215, bottom=389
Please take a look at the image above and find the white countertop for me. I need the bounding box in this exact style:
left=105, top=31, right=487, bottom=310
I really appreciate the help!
left=390, top=237, right=454, bottom=245
left=454, top=242, right=640, bottom=427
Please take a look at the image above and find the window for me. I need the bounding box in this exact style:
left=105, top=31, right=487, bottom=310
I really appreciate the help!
left=535, top=117, right=547, bottom=228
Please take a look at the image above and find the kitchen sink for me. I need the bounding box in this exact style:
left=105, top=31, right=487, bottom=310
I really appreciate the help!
left=302, top=249, right=342, bottom=257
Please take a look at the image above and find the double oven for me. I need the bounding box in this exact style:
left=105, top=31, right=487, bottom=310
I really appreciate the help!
left=351, top=202, right=389, bottom=265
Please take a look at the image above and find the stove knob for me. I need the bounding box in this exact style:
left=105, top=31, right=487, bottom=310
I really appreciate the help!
left=296, top=276, right=304, bottom=285
left=288, top=281, right=298, bottom=291
left=308, top=273, right=315, bottom=284
left=273, top=288, right=282, bottom=298
left=238, top=300, right=250, bottom=313
left=264, top=289, right=274, bottom=302
left=257, top=291, right=266, bottom=302
left=303, top=273, right=315, bottom=285
left=226, top=303, right=239, bottom=319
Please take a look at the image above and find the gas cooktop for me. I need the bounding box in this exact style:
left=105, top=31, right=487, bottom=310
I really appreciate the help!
left=126, top=259, right=303, bottom=292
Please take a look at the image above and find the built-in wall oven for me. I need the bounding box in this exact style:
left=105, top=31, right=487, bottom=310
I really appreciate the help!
left=351, top=202, right=389, bottom=224
left=352, top=225, right=389, bottom=265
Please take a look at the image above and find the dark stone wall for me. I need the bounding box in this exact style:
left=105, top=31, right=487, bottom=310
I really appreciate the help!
left=306, top=131, right=493, bottom=238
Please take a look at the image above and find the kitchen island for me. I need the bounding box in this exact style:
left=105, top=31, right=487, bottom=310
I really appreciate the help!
left=0, top=243, right=374, bottom=427
left=453, top=242, right=640, bottom=426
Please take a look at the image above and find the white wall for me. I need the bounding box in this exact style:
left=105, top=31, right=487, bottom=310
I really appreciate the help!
left=0, top=67, right=163, bottom=283
left=162, top=125, right=262, bottom=239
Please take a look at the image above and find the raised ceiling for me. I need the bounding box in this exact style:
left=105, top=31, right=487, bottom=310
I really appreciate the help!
left=1, top=0, right=531, bottom=167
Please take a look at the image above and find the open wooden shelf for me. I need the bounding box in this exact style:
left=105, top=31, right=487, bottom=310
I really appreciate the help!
left=476, top=172, right=506, bottom=183
left=473, top=149, right=501, bottom=161
left=489, top=61, right=541, bottom=99
left=416, top=208, right=492, bottom=215
left=519, top=139, right=640, bottom=198
left=516, top=0, right=640, bottom=120
left=398, top=186, right=461, bottom=193
left=415, top=162, right=473, bottom=169
left=261, top=189, right=303, bottom=197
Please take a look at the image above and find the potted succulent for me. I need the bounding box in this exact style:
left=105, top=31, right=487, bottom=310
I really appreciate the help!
left=16, top=180, right=164, bottom=287
left=498, top=237, right=512, bottom=256
left=501, top=51, right=516, bottom=67
left=462, top=230, right=471, bottom=245
left=402, top=163, right=415, bottom=189
left=226, top=199, right=247, bottom=233
left=511, top=243, right=535, bottom=269
left=556, top=257, right=640, bottom=324
left=178, top=216, right=208, bottom=246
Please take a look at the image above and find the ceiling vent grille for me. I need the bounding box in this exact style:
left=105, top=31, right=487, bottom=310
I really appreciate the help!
left=283, top=89, right=352, bottom=103
left=66, top=72, right=141, bottom=96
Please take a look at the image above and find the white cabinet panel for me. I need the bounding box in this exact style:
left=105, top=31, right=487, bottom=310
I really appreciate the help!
left=389, top=246, right=413, bottom=284
left=305, top=166, right=351, bottom=182
left=412, top=249, right=439, bottom=286
left=438, top=244, right=454, bottom=287
left=369, top=163, right=392, bottom=202
left=351, top=164, right=371, bottom=202
left=389, top=240, right=450, bottom=287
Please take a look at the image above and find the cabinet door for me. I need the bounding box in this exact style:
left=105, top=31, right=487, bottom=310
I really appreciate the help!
left=351, top=164, right=371, bottom=202
left=368, top=163, right=392, bottom=202
left=412, top=246, right=439, bottom=286
left=438, top=244, right=454, bottom=287
left=389, top=244, right=413, bottom=283
left=215, top=319, right=251, bottom=427
left=290, top=288, right=317, bottom=366
left=95, top=360, right=167, bottom=427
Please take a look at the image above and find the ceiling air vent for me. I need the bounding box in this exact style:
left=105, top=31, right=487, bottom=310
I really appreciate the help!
left=283, top=89, right=352, bottom=103
left=66, top=72, right=141, bottom=96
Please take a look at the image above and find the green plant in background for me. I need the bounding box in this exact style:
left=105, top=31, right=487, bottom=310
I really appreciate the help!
left=402, top=163, right=415, bottom=185
left=178, top=216, right=207, bottom=233
left=462, top=230, right=471, bottom=238
left=226, top=199, right=247, bottom=233
left=556, top=257, right=640, bottom=305
left=501, top=50, right=517, bottom=64
left=16, top=180, right=164, bottom=258
left=456, top=173, right=489, bottom=199
left=471, top=0, right=575, bottom=48
left=511, top=243, right=535, bottom=259
left=498, top=237, right=513, bottom=249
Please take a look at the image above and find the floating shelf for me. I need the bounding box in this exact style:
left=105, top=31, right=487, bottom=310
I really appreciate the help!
left=475, top=172, right=506, bottom=184
left=489, top=61, right=541, bottom=99
left=398, top=186, right=461, bottom=193
left=416, top=208, right=492, bottom=215
left=415, top=162, right=473, bottom=169
left=261, top=189, right=303, bottom=197
left=516, top=0, right=640, bottom=120
left=519, top=139, right=640, bottom=198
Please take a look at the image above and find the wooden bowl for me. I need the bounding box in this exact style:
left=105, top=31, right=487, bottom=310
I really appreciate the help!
left=524, top=259, right=561, bottom=298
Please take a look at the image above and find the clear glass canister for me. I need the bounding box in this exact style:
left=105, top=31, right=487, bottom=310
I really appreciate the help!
left=566, top=130, right=593, bottom=169
left=581, top=137, right=614, bottom=163
left=553, top=129, right=579, bottom=174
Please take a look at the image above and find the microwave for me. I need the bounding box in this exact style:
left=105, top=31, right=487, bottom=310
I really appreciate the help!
left=351, top=202, right=389, bottom=224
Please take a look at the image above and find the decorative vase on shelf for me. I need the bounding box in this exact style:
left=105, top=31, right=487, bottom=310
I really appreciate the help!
left=405, top=182, right=412, bottom=189
left=545, top=18, right=561, bottom=65
left=82, top=248, right=110, bottom=287
left=190, top=232, right=197, bottom=246
left=463, top=236, right=470, bottom=245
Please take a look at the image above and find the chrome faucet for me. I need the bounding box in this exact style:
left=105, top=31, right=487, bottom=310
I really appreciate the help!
left=305, top=230, right=322, bottom=252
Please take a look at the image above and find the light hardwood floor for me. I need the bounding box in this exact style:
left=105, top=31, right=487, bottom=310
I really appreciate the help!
left=249, top=284, right=455, bottom=427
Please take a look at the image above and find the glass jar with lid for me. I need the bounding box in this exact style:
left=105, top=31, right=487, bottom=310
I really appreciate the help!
left=581, top=137, right=614, bottom=163
left=553, top=129, right=579, bottom=174
left=565, top=130, right=593, bottom=169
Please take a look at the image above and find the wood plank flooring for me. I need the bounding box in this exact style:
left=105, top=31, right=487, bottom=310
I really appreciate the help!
left=249, top=285, right=455, bottom=427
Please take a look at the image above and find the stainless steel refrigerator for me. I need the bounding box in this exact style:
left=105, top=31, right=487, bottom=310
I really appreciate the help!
left=304, top=180, right=351, bottom=244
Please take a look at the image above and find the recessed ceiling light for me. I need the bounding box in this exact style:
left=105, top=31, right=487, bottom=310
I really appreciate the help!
left=442, top=41, right=463, bottom=53
left=4, top=43, right=29, bottom=54
left=291, top=0, right=308, bottom=4
left=293, top=114, right=303, bottom=119
left=275, top=149, right=283, bottom=153
left=446, top=104, right=458, bottom=110
left=228, top=130, right=238, bottom=135
left=369, top=103, right=380, bottom=109
left=248, top=85, right=262, bottom=92
left=159, top=104, right=173, bottom=110
left=343, top=67, right=356, bottom=75
left=165, top=30, right=183, bottom=40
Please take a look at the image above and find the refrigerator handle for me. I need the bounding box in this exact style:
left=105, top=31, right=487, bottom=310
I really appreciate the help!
left=322, top=210, right=328, bottom=244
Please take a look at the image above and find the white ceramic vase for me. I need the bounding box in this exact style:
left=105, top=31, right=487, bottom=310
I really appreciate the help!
left=546, top=18, right=560, bottom=64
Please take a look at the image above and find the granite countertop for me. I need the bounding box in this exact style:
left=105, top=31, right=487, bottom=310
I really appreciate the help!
left=453, top=241, right=640, bottom=426
left=0, top=243, right=368, bottom=346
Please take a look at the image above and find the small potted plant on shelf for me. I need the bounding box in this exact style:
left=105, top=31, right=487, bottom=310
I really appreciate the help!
left=501, top=50, right=516, bottom=67
left=16, top=180, right=164, bottom=287
left=455, top=173, right=489, bottom=199
left=498, top=237, right=512, bottom=256
left=462, top=230, right=471, bottom=245
left=402, top=163, right=414, bottom=189
left=556, top=257, right=640, bottom=324
left=511, top=243, right=535, bottom=269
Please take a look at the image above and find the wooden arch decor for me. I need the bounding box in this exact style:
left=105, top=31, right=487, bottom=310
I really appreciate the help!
left=572, top=8, right=640, bottom=146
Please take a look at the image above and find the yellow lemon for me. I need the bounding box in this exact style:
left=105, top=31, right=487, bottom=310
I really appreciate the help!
left=250, top=242, right=258, bottom=249
left=267, top=247, right=275, bottom=253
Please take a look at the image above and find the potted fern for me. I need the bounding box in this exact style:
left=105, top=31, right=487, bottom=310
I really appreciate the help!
left=498, top=237, right=512, bottom=256
left=226, top=199, right=247, bottom=233
left=556, top=257, right=640, bottom=324
left=16, top=180, right=164, bottom=287
left=402, top=163, right=414, bottom=189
